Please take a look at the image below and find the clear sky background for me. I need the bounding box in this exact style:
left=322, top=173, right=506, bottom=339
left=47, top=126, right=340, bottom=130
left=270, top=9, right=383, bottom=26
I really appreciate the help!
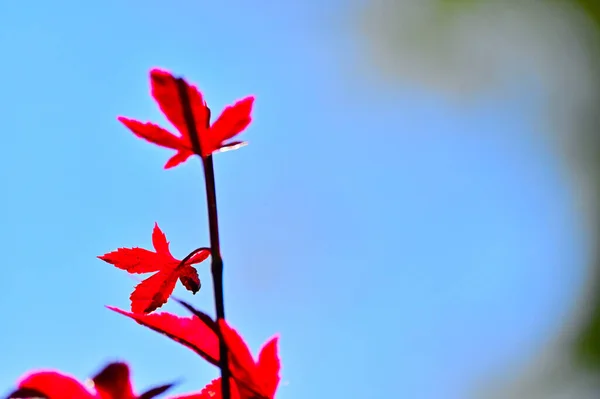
left=0, top=1, right=590, bottom=398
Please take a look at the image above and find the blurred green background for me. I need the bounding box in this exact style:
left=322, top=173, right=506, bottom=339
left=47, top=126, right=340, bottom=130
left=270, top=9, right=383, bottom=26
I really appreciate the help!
left=353, top=0, right=600, bottom=397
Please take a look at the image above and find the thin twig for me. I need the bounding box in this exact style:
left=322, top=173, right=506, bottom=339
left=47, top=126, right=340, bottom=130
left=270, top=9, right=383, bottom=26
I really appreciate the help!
left=176, top=77, right=232, bottom=399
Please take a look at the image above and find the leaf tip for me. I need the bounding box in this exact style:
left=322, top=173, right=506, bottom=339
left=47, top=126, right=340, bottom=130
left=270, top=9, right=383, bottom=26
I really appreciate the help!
left=150, top=68, right=177, bottom=85
left=97, top=254, right=111, bottom=263
left=117, top=116, right=134, bottom=127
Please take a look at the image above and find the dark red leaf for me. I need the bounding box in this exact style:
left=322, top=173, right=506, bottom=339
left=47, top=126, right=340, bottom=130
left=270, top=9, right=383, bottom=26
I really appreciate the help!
left=92, top=362, right=134, bottom=399
left=137, top=383, right=176, bottom=399
left=178, top=265, right=201, bottom=294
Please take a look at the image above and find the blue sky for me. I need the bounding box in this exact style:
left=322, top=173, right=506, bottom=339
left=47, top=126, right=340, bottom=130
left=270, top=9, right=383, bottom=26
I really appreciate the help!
left=0, top=1, right=589, bottom=398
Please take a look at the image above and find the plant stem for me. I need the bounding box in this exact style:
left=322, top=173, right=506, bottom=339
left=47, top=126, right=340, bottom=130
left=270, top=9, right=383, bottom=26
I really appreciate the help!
left=176, top=78, right=231, bottom=399
left=202, top=154, right=232, bottom=390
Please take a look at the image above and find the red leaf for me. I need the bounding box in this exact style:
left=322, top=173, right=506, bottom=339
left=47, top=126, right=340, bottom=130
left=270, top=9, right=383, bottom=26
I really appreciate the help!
left=107, top=306, right=220, bottom=365
left=130, top=270, right=179, bottom=314
left=187, top=249, right=210, bottom=265
left=178, top=265, right=201, bottom=294
left=257, top=337, right=281, bottom=398
left=98, top=248, right=163, bottom=274
left=150, top=68, right=210, bottom=147
left=14, top=370, right=95, bottom=399
left=217, top=320, right=280, bottom=399
left=218, top=320, right=270, bottom=399
left=98, top=224, right=210, bottom=314
left=138, top=383, right=177, bottom=399
left=109, top=303, right=281, bottom=399
left=151, top=223, right=171, bottom=255
left=208, top=96, right=254, bottom=153
left=177, top=303, right=281, bottom=399
left=10, top=362, right=176, bottom=399
left=118, top=68, right=254, bottom=167
left=92, top=362, right=134, bottom=399
left=118, top=117, right=185, bottom=150
left=164, top=150, right=193, bottom=169
left=219, top=321, right=257, bottom=377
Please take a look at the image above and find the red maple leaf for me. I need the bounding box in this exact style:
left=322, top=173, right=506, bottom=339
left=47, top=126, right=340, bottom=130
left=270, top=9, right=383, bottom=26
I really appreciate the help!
left=98, top=223, right=210, bottom=314
left=108, top=305, right=281, bottom=399
left=118, top=68, right=254, bottom=168
left=8, top=362, right=175, bottom=399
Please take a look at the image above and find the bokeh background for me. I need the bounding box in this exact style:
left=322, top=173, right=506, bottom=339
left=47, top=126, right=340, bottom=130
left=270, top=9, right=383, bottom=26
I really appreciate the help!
left=1, top=0, right=599, bottom=398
